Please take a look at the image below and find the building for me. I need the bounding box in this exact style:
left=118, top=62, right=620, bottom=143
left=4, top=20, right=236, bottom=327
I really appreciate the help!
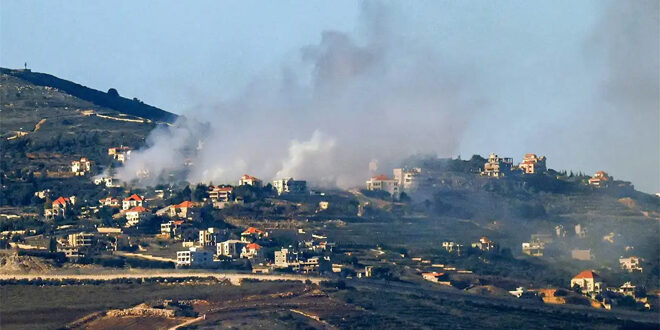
left=442, top=241, right=464, bottom=255
left=68, top=232, right=95, bottom=247
left=94, top=176, right=117, bottom=187
left=241, top=227, right=267, bottom=242
left=471, top=236, right=498, bottom=252
left=239, top=174, right=262, bottom=187
left=274, top=248, right=299, bottom=268
left=422, top=272, right=445, bottom=283
left=122, top=194, right=144, bottom=210
left=99, top=196, right=119, bottom=207
left=240, top=243, right=264, bottom=259
left=46, top=196, right=75, bottom=219
left=481, top=153, right=513, bottom=177
left=588, top=171, right=610, bottom=187
left=393, top=167, right=422, bottom=191
left=570, top=270, right=604, bottom=294
left=208, top=186, right=233, bottom=202
left=161, top=220, right=184, bottom=238
left=272, top=178, right=307, bottom=195
left=108, top=146, right=132, bottom=164
left=176, top=247, right=214, bottom=268
left=518, top=154, right=547, bottom=174
left=575, top=224, right=587, bottom=238
left=318, top=201, right=329, bottom=211
left=125, top=206, right=149, bottom=227
left=71, top=157, right=92, bottom=176
left=522, top=242, right=544, bottom=257
left=571, top=249, right=592, bottom=261
left=217, top=239, right=245, bottom=258
left=619, top=256, right=643, bottom=272
left=366, top=174, right=399, bottom=196
left=199, top=228, right=222, bottom=246
left=169, top=201, right=197, bottom=219
left=296, top=257, right=320, bottom=273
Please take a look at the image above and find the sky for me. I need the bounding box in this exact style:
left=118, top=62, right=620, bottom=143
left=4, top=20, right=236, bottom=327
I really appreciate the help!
left=2, top=1, right=658, bottom=192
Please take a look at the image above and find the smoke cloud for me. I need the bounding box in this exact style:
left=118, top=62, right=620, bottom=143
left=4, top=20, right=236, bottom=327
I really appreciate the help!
left=118, top=3, right=480, bottom=188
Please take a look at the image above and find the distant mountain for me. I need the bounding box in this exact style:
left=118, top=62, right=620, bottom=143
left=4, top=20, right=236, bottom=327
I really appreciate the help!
left=0, top=68, right=177, bottom=123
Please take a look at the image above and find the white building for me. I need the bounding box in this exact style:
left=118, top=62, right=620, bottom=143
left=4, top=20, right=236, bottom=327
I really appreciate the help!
left=274, top=248, right=299, bottom=268
left=240, top=243, right=264, bottom=259
left=619, top=256, right=643, bottom=272
left=393, top=167, right=422, bottom=191
left=272, top=178, right=307, bottom=195
left=217, top=239, right=245, bottom=258
left=176, top=247, right=214, bottom=268
left=199, top=228, right=222, bottom=246
left=239, top=174, right=262, bottom=187
left=125, top=206, right=148, bottom=227
left=522, top=242, right=544, bottom=257
left=366, top=174, right=399, bottom=196
left=71, top=158, right=92, bottom=176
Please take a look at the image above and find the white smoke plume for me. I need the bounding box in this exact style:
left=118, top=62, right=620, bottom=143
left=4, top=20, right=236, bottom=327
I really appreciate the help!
left=117, top=3, right=481, bottom=188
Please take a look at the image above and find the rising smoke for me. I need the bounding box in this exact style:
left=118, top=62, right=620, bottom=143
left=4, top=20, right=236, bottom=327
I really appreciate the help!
left=117, top=3, right=480, bottom=188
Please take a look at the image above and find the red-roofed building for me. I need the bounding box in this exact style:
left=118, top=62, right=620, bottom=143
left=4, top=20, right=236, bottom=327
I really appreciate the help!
left=241, top=227, right=267, bottom=242
left=481, top=153, right=514, bottom=178
left=241, top=242, right=264, bottom=259
left=239, top=174, right=262, bottom=187
left=366, top=174, right=399, bottom=196
left=208, top=186, right=233, bottom=203
left=588, top=171, right=610, bottom=187
left=570, top=270, right=604, bottom=294
left=45, top=196, right=76, bottom=220
left=169, top=201, right=197, bottom=219
left=518, top=154, right=547, bottom=174
left=122, top=194, right=144, bottom=210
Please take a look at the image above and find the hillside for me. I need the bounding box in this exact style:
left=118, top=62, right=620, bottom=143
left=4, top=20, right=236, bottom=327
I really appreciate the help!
left=0, top=68, right=177, bottom=123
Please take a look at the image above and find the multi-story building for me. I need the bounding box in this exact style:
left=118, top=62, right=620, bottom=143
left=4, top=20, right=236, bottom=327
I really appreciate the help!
left=518, top=154, right=547, bottom=174
left=122, top=194, right=144, bottom=210
left=442, top=241, right=464, bottom=255
left=161, top=220, right=184, bottom=238
left=176, top=247, right=214, bottom=268
left=272, top=178, right=307, bottom=195
left=619, top=256, right=643, bottom=272
left=570, top=270, right=604, bottom=294
left=98, top=196, right=119, bottom=207
left=522, top=242, right=544, bottom=257
left=68, top=232, right=95, bottom=247
left=240, top=243, right=264, bottom=260
left=125, top=206, right=149, bottom=227
left=274, top=247, right=299, bottom=268
left=169, top=201, right=197, bottom=219
left=239, top=174, right=262, bottom=187
left=240, top=227, right=267, bottom=242
left=588, top=171, right=610, bottom=187
left=208, top=186, right=233, bottom=203
left=393, top=167, right=422, bottom=191
left=471, top=236, right=498, bottom=252
left=199, top=227, right=222, bottom=246
left=71, top=158, right=92, bottom=176
left=481, top=153, right=513, bottom=177
left=366, top=174, right=399, bottom=196
left=217, top=239, right=245, bottom=258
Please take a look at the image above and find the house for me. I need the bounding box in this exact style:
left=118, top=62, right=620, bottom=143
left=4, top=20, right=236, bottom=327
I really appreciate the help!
left=588, top=171, right=610, bottom=187
left=318, top=201, right=329, bottom=211
left=619, top=256, right=643, bottom=272
left=122, top=194, right=144, bottom=210
left=575, top=224, right=587, bottom=238
left=169, top=201, right=197, bottom=219
left=508, top=287, right=526, bottom=298
left=442, top=241, right=463, bottom=255
left=240, top=243, right=264, bottom=259
left=241, top=227, right=267, bottom=242
left=199, top=227, right=223, bottom=246
left=570, top=270, right=604, bottom=294
left=619, top=282, right=637, bottom=297
left=46, top=196, right=75, bottom=219
left=176, top=247, right=214, bottom=268
left=71, top=157, right=92, bottom=176
left=366, top=174, right=399, bottom=196
left=274, top=247, right=299, bottom=268
left=471, top=236, right=498, bottom=252
left=68, top=232, right=95, bottom=247
left=99, top=196, right=119, bottom=207
left=481, top=153, right=513, bottom=177
left=393, top=167, right=423, bottom=191
left=571, top=249, right=592, bottom=261
left=239, top=174, right=262, bottom=187
left=522, top=242, right=544, bottom=257
left=94, top=176, right=117, bottom=187
left=422, top=272, right=445, bottom=283
left=108, top=146, right=132, bottom=164
left=208, top=185, right=233, bottom=205
left=252, top=265, right=271, bottom=274
left=217, top=239, right=245, bottom=258
left=125, top=206, right=149, bottom=227
left=272, top=178, right=307, bottom=195
left=34, top=189, right=51, bottom=199
left=161, top=220, right=184, bottom=238
left=518, top=154, right=547, bottom=174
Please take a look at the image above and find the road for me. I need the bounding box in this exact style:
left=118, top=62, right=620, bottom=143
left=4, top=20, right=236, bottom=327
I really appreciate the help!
left=0, top=271, right=328, bottom=285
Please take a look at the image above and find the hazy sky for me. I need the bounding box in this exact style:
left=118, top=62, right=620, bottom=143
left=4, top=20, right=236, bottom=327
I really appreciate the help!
left=2, top=1, right=658, bottom=192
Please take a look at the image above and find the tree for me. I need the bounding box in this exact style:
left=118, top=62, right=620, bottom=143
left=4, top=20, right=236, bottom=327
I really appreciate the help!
left=48, top=236, right=57, bottom=253
left=107, top=88, right=119, bottom=97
